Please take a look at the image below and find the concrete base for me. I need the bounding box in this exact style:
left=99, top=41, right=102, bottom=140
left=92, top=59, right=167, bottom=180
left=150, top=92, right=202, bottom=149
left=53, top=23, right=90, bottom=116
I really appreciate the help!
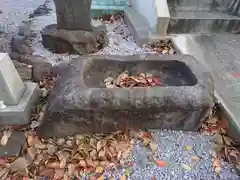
left=124, top=7, right=171, bottom=46
left=0, top=82, right=39, bottom=125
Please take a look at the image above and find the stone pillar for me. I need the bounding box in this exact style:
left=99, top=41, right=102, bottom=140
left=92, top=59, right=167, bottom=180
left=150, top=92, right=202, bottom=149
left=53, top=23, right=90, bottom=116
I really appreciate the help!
left=54, top=0, right=93, bottom=31
left=0, top=53, right=26, bottom=105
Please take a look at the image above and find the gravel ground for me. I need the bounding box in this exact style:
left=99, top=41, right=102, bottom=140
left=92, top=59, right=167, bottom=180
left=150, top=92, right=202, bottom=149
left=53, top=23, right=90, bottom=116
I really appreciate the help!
left=81, top=130, right=239, bottom=180
left=0, top=1, right=240, bottom=179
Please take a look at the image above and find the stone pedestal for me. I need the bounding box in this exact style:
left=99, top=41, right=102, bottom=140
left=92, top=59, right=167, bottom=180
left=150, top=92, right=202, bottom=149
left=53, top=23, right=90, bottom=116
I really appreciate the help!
left=37, top=54, right=214, bottom=138
left=0, top=53, right=39, bottom=125
left=41, top=0, right=108, bottom=54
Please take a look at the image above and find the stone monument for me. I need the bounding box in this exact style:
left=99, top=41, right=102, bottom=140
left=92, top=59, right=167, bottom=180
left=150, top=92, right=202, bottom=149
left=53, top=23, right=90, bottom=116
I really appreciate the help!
left=41, top=0, right=108, bottom=54
left=0, top=53, right=39, bottom=125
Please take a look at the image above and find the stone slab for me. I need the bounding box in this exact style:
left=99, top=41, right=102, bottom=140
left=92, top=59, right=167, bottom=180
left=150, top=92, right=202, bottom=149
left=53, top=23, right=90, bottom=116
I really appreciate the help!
left=0, top=132, right=26, bottom=157
left=37, top=55, right=214, bottom=138
left=168, top=11, right=240, bottom=33
left=172, top=34, right=240, bottom=142
left=0, top=53, right=26, bottom=105
left=0, top=82, right=40, bottom=125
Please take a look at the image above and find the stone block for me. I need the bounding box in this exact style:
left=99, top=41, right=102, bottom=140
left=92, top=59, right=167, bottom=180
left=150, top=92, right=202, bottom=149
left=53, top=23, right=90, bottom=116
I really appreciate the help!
left=0, top=53, right=26, bottom=105
left=124, top=7, right=150, bottom=45
left=155, top=0, right=170, bottom=35
left=0, top=82, right=40, bottom=125
left=0, top=132, right=26, bottom=157
left=37, top=55, right=214, bottom=138
left=12, top=60, right=33, bottom=81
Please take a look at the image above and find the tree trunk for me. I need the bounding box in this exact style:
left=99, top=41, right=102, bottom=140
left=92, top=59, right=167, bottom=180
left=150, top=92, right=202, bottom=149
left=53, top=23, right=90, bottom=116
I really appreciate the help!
left=54, top=0, right=93, bottom=31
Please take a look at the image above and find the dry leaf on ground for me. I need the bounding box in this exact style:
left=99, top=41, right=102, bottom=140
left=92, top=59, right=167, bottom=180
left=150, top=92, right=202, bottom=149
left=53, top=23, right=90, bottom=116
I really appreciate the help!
left=213, top=158, right=221, bottom=167
left=215, top=166, right=221, bottom=174
left=154, top=160, right=168, bottom=167
left=1, top=130, right=12, bottom=146
left=191, top=156, right=200, bottom=161
left=95, top=166, right=104, bottom=174
left=149, top=142, right=157, bottom=152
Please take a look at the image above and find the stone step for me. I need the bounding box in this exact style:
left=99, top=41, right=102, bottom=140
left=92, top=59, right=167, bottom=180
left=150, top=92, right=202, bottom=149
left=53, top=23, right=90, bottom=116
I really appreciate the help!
left=167, top=0, right=233, bottom=10
left=168, top=11, right=240, bottom=33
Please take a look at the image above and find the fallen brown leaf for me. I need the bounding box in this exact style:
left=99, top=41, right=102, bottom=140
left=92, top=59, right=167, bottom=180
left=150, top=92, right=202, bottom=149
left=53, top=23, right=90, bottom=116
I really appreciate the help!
left=46, top=162, right=60, bottom=169
left=95, top=166, right=104, bottom=174
left=97, top=175, right=105, bottom=180
left=149, top=142, right=157, bottom=152
left=1, top=130, right=12, bottom=146
left=27, top=135, right=34, bottom=147
left=120, top=174, right=127, bottom=180
left=54, top=168, right=65, bottom=179
left=191, top=156, right=200, bottom=161
left=213, top=158, right=221, bottom=167
left=215, top=166, right=221, bottom=174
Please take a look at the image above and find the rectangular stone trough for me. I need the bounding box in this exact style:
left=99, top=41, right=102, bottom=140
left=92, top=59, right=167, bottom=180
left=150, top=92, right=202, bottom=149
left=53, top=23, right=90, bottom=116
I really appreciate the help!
left=37, top=55, right=214, bottom=138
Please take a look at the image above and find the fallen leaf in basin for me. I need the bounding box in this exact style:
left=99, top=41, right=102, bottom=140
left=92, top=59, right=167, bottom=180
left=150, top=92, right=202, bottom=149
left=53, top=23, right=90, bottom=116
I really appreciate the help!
left=54, top=168, right=65, bottom=179
left=27, top=135, right=34, bottom=147
left=1, top=130, right=12, bottom=146
left=47, top=143, right=57, bottom=155
left=79, top=160, right=86, bottom=167
left=67, top=164, right=75, bottom=177
left=181, top=164, right=192, bottom=171
left=46, top=162, right=60, bottom=169
left=155, top=160, right=168, bottom=167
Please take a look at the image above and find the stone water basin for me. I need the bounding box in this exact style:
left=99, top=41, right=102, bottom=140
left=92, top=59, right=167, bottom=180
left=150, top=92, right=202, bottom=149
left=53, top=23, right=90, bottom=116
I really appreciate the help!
left=83, top=58, right=197, bottom=88
left=37, top=54, right=214, bottom=138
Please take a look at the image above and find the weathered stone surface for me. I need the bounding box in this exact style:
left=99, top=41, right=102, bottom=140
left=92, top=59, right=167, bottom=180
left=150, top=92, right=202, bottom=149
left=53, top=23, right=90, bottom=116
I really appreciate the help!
left=37, top=55, right=214, bottom=138
left=0, top=132, right=26, bottom=157
left=41, top=24, right=108, bottom=54
left=54, top=0, right=93, bottom=31
left=167, top=0, right=240, bottom=33
left=11, top=35, right=33, bottom=55
left=12, top=60, right=32, bottom=80
left=19, top=54, right=52, bottom=81
left=9, top=52, right=21, bottom=60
